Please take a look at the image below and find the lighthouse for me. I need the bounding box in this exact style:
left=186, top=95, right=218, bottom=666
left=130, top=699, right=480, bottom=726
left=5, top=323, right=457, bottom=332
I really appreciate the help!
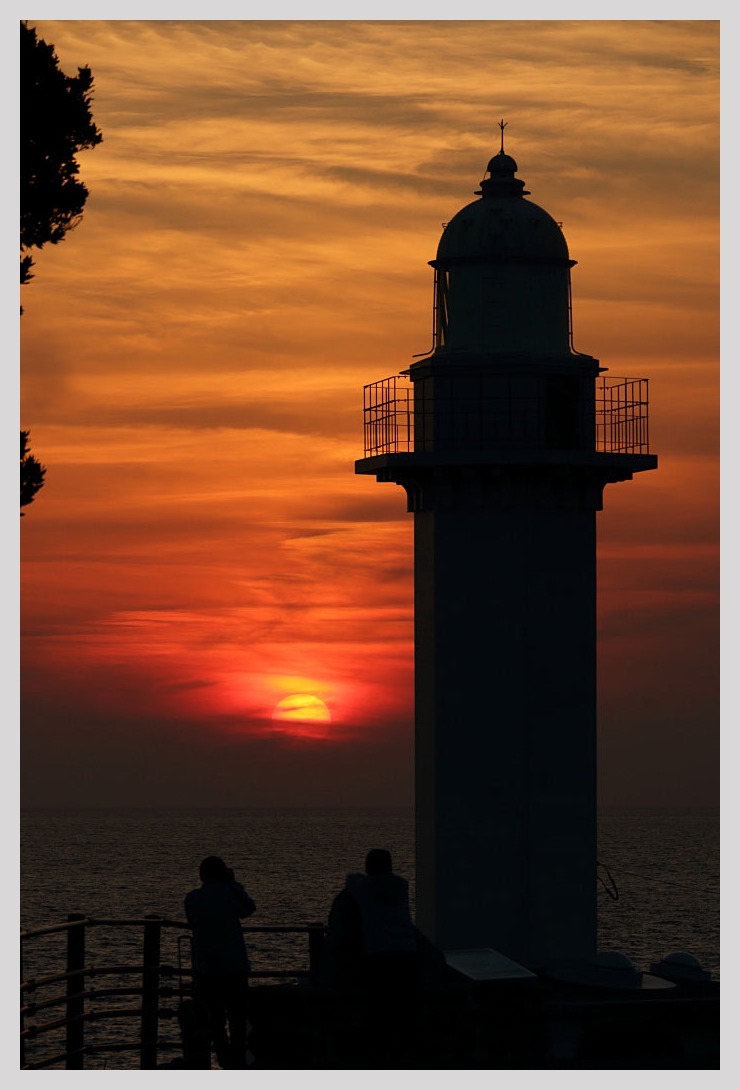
left=355, top=129, right=657, bottom=970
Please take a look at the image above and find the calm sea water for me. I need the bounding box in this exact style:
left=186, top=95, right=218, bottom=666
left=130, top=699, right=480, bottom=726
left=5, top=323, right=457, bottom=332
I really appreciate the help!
left=20, top=806, right=719, bottom=1068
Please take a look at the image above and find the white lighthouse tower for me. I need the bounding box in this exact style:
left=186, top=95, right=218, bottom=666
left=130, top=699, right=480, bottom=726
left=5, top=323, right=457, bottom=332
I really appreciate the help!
left=355, top=129, right=657, bottom=970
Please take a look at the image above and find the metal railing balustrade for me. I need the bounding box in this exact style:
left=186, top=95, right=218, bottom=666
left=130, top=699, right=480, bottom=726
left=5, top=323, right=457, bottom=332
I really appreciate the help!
left=20, top=915, right=326, bottom=1069
left=362, top=374, right=650, bottom=457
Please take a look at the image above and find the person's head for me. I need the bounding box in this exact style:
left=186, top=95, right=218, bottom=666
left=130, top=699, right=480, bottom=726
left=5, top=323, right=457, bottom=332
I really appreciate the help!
left=199, top=855, right=231, bottom=883
left=365, top=848, right=393, bottom=876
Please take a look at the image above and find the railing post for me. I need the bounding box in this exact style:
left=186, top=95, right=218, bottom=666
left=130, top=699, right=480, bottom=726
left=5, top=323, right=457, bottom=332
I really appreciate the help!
left=140, top=915, right=162, bottom=1069
left=20, top=942, right=26, bottom=1068
left=65, top=914, right=86, bottom=1069
left=307, top=923, right=325, bottom=988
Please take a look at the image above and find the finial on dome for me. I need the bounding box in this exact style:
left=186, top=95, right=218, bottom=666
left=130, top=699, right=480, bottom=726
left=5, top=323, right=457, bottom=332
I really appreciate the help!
left=477, top=122, right=529, bottom=198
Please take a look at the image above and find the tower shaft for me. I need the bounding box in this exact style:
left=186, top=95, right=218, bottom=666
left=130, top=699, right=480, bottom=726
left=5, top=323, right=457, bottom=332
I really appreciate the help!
left=414, top=473, right=598, bottom=965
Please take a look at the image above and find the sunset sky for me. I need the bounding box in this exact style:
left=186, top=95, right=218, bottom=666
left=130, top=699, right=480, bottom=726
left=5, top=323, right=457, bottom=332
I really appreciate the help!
left=19, top=16, right=719, bottom=808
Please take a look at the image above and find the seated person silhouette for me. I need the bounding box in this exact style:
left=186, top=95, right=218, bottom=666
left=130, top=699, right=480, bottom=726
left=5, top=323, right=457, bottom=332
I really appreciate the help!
left=184, top=856, right=256, bottom=1069
left=347, top=849, right=418, bottom=992
left=325, top=849, right=419, bottom=1064
left=323, top=879, right=364, bottom=990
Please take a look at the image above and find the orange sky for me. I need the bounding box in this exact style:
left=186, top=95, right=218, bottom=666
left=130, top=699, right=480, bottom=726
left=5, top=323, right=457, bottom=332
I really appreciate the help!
left=19, top=18, right=719, bottom=807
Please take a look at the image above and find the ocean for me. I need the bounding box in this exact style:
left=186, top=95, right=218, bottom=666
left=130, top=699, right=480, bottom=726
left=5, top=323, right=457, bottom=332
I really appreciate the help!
left=20, top=806, right=719, bottom=1068
left=21, top=804, right=720, bottom=972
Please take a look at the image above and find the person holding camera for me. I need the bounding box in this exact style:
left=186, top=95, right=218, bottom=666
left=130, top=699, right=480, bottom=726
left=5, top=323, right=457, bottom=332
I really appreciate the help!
left=184, top=855, right=256, bottom=1069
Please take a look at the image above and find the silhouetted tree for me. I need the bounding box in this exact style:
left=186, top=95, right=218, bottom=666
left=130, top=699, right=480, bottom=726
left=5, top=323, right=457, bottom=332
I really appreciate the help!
left=20, top=20, right=102, bottom=514
left=20, top=431, right=46, bottom=515
left=20, top=20, right=103, bottom=286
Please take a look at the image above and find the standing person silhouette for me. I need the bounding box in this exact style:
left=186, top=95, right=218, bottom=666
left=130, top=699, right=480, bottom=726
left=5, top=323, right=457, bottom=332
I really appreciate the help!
left=184, top=856, right=256, bottom=1069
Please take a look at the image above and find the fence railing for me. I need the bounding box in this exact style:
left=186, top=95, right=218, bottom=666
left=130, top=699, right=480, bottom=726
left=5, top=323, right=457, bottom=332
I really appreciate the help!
left=20, top=915, right=326, bottom=1070
left=362, top=374, right=650, bottom=456
left=363, top=376, right=413, bottom=457
left=594, top=376, right=650, bottom=454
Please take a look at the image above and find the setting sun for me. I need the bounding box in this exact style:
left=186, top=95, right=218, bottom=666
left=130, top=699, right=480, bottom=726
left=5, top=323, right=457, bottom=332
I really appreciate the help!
left=272, top=694, right=332, bottom=724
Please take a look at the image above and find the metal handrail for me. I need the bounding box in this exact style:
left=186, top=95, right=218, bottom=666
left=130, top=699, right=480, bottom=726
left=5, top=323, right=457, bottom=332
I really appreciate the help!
left=21, top=917, right=326, bottom=939
left=20, top=915, right=327, bottom=1070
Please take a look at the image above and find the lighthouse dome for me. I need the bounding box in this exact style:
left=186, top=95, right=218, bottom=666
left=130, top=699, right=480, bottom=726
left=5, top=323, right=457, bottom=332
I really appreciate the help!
left=436, top=151, right=570, bottom=265
left=487, top=151, right=518, bottom=174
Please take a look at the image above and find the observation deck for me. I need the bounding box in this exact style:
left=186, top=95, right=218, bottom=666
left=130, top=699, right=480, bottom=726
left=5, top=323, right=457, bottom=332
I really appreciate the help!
left=360, top=374, right=653, bottom=460
left=20, top=914, right=718, bottom=1070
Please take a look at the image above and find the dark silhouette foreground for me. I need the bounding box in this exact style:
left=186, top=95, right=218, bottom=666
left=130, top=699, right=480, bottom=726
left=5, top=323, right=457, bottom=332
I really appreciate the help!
left=323, top=848, right=420, bottom=1064
left=184, top=855, right=256, bottom=1069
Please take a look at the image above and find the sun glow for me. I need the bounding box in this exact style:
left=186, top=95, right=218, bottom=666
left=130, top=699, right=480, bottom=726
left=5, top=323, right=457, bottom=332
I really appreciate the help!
left=272, top=693, right=333, bottom=736
left=272, top=693, right=332, bottom=725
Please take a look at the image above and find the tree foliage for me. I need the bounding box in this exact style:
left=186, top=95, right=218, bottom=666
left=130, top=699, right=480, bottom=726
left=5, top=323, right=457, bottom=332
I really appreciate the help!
left=20, top=21, right=102, bottom=516
left=20, top=431, right=47, bottom=515
left=20, top=20, right=103, bottom=285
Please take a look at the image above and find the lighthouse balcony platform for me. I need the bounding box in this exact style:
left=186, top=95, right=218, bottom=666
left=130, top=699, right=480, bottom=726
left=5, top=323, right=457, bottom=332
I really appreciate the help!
left=359, top=373, right=653, bottom=461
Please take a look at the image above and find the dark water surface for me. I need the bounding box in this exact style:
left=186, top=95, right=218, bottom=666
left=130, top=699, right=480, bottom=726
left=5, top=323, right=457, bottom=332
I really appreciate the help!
left=20, top=806, right=719, bottom=1068
left=21, top=806, right=719, bottom=971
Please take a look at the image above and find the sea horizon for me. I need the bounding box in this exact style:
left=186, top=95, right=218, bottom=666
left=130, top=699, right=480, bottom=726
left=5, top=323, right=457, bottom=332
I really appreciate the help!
left=19, top=801, right=720, bottom=808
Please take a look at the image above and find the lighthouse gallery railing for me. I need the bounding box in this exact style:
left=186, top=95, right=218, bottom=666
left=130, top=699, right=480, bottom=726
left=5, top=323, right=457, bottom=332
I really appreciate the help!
left=363, top=375, right=650, bottom=457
